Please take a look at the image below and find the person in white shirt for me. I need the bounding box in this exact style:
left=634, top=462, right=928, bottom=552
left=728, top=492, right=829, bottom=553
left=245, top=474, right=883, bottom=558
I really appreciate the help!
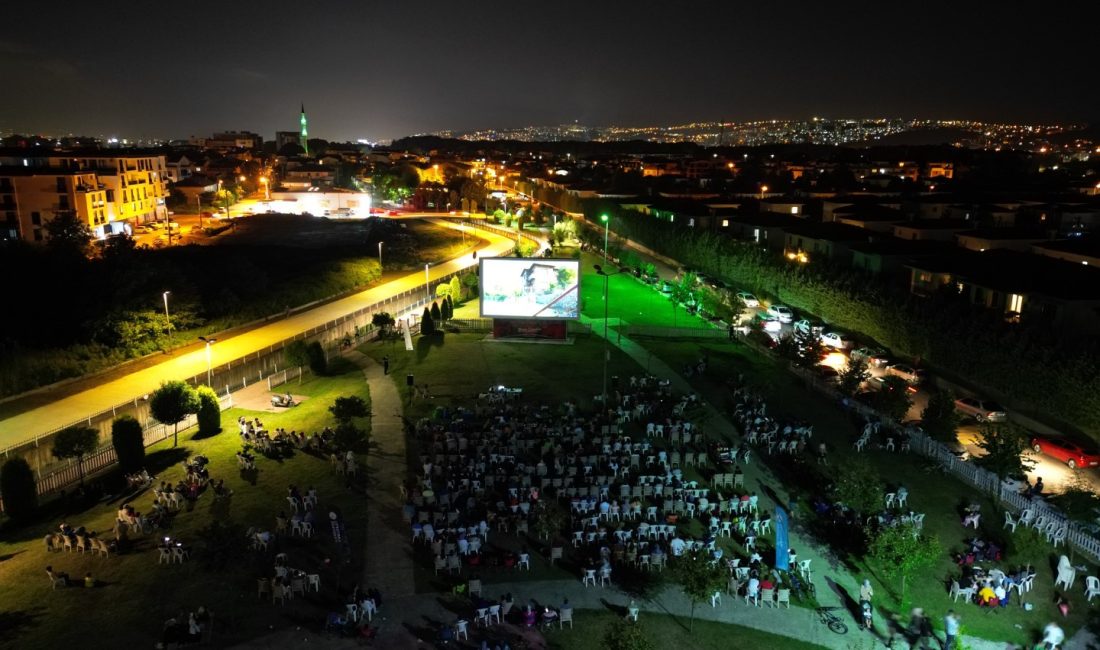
left=747, top=576, right=761, bottom=603
left=1042, top=621, right=1065, bottom=649
left=669, top=537, right=686, bottom=556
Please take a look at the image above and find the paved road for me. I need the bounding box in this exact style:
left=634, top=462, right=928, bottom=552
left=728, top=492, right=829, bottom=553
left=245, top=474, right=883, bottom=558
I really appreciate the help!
left=0, top=220, right=514, bottom=451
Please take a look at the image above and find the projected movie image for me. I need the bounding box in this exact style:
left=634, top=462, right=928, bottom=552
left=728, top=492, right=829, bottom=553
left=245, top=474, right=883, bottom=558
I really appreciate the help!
left=480, top=258, right=580, bottom=319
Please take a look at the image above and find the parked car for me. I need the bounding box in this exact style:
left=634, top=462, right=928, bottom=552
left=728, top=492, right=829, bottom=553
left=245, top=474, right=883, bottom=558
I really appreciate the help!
left=766, top=304, right=794, bottom=323
left=793, top=319, right=825, bottom=337
left=1030, top=435, right=1100, bottom=469
left=954, top=397, right=1008, bottom=423
left=819, top=331, right=856, bottom=350
left=736, top=292, right=759, bottom=308
left=851, top=347, right=890, bottom=367
left=886, top=363, right=926, bottom=386
left=867, top=375, right=918, bottom=394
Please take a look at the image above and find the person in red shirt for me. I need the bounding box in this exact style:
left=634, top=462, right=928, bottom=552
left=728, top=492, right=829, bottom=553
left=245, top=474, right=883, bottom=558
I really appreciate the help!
left=760, top=576, right=774, bottom=590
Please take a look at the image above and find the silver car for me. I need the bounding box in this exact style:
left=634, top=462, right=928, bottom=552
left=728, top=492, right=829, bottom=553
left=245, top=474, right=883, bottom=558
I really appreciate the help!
left=954, top=397, right=1007, bottom=423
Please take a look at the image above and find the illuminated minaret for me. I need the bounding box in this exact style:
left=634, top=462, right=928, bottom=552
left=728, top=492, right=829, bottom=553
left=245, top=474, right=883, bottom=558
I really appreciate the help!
left=300, top=103, right=309, bottom=155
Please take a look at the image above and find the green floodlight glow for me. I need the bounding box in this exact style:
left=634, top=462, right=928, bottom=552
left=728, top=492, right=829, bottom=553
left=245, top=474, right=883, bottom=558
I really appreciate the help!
left=600, top=214, right=609, bottom=222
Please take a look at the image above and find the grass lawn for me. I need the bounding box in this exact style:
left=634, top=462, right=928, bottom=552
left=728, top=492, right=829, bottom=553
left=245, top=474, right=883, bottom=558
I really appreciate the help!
left=578, top=253, right=710, bottom=329
left=358, top=332, right=652, bottom=592
left=638, top=339, right=1093, bottom=646
left=0, top=360, right=371, bottom=650
left=543, top=609, right=822, bottom=650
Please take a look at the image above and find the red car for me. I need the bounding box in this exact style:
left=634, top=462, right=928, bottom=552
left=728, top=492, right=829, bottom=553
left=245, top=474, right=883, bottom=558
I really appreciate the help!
left=1030, top=435, right=1100, bottom=469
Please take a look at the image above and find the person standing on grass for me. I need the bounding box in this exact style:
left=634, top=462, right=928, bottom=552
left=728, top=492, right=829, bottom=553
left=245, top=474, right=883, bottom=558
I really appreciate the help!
left=943, top=610, right=959, bottom=649
left=382, top=356, right=390, bottom=375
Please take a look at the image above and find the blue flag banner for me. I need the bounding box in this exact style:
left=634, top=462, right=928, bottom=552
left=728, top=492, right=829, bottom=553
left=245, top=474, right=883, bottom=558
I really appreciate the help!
left=774, top=506, right=790, bottom=571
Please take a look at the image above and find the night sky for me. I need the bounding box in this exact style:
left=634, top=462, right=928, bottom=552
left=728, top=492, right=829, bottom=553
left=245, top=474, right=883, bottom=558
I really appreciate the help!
left=1, top=1, right=1095, bottom=141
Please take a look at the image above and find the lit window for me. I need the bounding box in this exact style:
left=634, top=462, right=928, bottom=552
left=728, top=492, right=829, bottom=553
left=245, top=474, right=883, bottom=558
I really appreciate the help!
left=790, top=207, right=799, bottom=215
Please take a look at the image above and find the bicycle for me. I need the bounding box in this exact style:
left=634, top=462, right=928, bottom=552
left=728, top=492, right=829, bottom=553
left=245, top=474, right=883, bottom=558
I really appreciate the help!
left=817, top=607, right=849, bottom=635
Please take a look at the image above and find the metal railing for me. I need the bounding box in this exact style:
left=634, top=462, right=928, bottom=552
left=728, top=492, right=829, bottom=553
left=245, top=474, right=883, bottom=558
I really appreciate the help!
left=2, top=224, right=521, bottom=463
left=29, top=394, right=232, bottom=499
left=788, top=364, right=1100, bottom=563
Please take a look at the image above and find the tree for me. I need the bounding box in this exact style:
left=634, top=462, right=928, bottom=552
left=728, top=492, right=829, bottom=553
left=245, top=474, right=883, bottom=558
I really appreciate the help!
left=440, top=296, right=452, bottom=321
left=150, top=379, right=200, bottom=447
left=838, top=357, right=870, bottom=396
left=974, top=422, right=1036, bottom=484
left=449, top=276, right=462, bottom=302
left=306, top=341, right=327, bottom=376
left=44, top=211, right=93, bottom=257
left=604, top=619, right=655, bottom=650
left=332, top=420, right=367, bottom=453
left=111, top=415, right=145, bottom=474
left=195, top=385, right=222, bottom=436
left=329, top=395, right=370, bottom=422
left=531, top=501, right=569, bottom=541
left=0, top=457, right=38, bottom=522
left=670, top=550, right=726, bottom=631
left=421, top=307, right=435, bottom=335
left=52, top=425, right=101, bottom=485
left=831, top=458, right=885, bottom=516
left=462, top=272, right=479, bottom=297
left=1047, top=473, right=1100, bottom=525
left=869, top=523, right=942, bottom=606
left=872, top=376, right=913, bottom=422
left=284, top=340, right=310, bottom=382
left=921, top=389, right=962, bottom=443
left=793, top=328, right=823, bottom=369
left=430, top=301, right=442, bottom=323
left=371, top=312, right=396, bottom=338
left=669, top=272, right=698, bottom=327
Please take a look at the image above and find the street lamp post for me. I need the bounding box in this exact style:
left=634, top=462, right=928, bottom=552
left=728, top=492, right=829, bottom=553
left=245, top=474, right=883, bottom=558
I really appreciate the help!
left=759, top=184, right=769, bottom=201
left=198, top=336, right=217, bottom=385
left=378, top=241, right=383, bottom=270
left=594, top=264, right=629, bottom=406
left=600, top=214, right=610, bottom=264
left=162, top=291, right=172, bottom=336
left=424, top=263, right=430, bottom=302
left=260, top=176, right=270, bottom=200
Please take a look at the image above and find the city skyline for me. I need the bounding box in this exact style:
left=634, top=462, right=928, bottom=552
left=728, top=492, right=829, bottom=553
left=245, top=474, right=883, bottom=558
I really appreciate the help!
left=1, top=1, right=1097, bottom=141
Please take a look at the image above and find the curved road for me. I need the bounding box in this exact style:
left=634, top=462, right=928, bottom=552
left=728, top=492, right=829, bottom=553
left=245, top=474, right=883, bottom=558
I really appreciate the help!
left=0, top=219, right=514, bottom=450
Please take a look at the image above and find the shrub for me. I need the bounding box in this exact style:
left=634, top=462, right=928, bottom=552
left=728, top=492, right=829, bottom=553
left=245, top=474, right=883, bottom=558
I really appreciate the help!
left=111, top=415, right=145, bottom=474
left=306, top=341, right=327, bottom=376
left=421, top=307, right=435, bottom=335
left=0, top=457, right=38, bottom=522
left=195, top=385, right=222, bottom=436
left=604, top=618, right=655, bottom=650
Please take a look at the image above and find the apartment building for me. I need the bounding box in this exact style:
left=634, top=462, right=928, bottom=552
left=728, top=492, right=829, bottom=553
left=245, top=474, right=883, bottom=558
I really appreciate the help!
left=0, top=169, right=109, bottom=242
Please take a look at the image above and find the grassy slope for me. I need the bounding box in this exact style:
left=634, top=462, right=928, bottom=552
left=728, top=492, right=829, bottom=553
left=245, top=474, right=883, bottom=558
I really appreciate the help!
left=0, top=361, right=370, bottom=650
left=639, top=339, right=1092, bottom=646
left=545, top=609, right=823, bottom=650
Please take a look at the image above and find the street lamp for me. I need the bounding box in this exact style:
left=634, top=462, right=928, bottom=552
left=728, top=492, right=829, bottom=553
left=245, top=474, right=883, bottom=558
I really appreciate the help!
left=260, top=176, right=270, bottom=200
left=424, top=263, right=431, bottom=302
left=759, top=184, right=769, bottom=201
left=594, top=264, right=630, bottom=405
left=198, top=336, right=217, bottom=385
left=600, top=214, right=610, bottom=264
left=162, top=291, right=172, bottom=335
left=378, top=241, right=383, bottom=270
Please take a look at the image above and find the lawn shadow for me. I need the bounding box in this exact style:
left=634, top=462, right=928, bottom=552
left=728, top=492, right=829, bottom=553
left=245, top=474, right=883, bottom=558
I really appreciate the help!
left=824, top=575, right=860, bottom=624
left=415, top=332, right=446, bottom=363
left=0, top=606, right=48, bottom=640
left=190, top=427, right=224, bottom=441
left=0, top=549, right=27, bottom=564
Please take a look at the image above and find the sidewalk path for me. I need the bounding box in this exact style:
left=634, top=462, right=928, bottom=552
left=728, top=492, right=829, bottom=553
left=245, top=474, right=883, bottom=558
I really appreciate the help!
left=0, top=222, right=513, bottom=451
left=354, top=351, right=417, bottom=600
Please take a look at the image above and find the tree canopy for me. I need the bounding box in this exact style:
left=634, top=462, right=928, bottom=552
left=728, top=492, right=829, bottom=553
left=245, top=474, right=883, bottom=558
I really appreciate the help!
left=52, top=425, right=100, bottom=485
left=150, top=379, right=200, bottom=447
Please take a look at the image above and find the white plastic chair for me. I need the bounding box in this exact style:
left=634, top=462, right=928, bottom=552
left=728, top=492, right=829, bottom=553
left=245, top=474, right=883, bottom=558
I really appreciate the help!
left=583, top=569, right=596, bottom=587
left=1003, top=511, right=1018, bottom=533
left=1087, top=577, right=1100, bottom=602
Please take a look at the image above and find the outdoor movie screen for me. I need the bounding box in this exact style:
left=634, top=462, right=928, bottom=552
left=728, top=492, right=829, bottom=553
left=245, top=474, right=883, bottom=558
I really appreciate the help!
left=479, top=257, right=581, bottom=319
